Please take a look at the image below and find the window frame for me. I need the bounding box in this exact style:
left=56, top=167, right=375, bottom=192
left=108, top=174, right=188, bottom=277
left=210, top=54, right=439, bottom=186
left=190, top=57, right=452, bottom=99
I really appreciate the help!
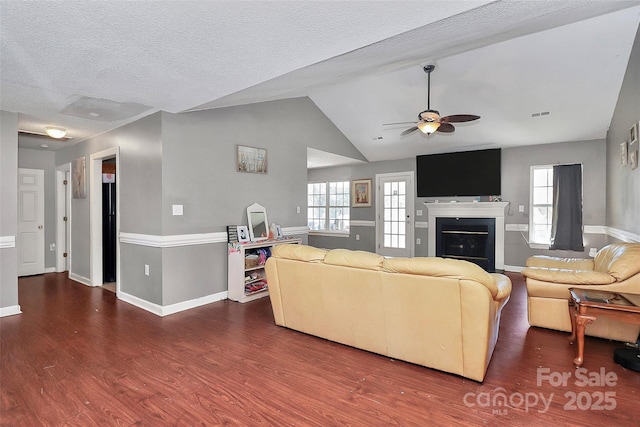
left=529, top=165, right=554, bottom=248
left=307, top=180, right=350, bottom=236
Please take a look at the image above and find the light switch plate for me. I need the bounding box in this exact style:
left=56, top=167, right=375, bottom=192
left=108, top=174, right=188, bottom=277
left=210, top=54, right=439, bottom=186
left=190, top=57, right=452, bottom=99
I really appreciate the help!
left=172, top=204, right=183, bottom=216
left=518, top=204, right=525, bottom=213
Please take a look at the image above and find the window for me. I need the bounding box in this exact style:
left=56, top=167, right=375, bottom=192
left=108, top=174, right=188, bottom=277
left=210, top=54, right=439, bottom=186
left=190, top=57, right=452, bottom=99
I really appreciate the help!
left=308, top=181, right=350, bottom=234
left=530, top=166, right=553, bottom=245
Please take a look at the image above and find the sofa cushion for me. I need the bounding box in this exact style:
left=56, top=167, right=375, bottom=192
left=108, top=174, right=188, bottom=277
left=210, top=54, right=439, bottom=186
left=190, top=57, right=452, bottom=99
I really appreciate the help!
left=525, top=255, right=594, bottom=271
left=323, top=249, right=384, bottom=271
left=521, top=267, right=615, bottom=285
left=271, top=244, right=327, bottom=262
left=383, top=257, right=498, bottom=298
left=594, top=243, right=640, bottom=281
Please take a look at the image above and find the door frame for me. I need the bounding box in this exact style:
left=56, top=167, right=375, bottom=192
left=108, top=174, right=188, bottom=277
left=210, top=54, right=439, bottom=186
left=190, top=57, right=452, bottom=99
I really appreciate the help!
left=56, top=163, right=71, bottom=272
left=89, top=147, right=120, bottom=293
left=375, top=171, right=415, bottom=258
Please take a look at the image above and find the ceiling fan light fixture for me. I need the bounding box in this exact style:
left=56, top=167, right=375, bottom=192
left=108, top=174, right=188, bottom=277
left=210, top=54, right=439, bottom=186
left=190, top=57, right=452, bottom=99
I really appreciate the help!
left=45, top=126, right=67, bottom=139
left=418, top=121, right=440, bottom=134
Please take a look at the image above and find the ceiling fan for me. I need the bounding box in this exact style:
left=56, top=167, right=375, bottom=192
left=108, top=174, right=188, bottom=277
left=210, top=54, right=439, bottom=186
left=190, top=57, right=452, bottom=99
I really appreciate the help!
left=386, top=65, right=480, bottom=136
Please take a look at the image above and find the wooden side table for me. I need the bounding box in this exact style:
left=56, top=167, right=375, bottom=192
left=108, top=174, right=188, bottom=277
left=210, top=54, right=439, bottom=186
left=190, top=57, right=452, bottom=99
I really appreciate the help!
left=568, top=288, right=640, bottom=367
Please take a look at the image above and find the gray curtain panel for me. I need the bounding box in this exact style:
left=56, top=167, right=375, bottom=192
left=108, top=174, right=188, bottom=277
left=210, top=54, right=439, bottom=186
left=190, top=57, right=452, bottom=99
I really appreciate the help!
left=550, top=164, right=584, bottom=251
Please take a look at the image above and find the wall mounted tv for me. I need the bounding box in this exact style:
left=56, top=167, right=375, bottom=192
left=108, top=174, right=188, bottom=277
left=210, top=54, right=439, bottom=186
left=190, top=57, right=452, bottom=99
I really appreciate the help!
left=416, top=148, right=501, bottom=197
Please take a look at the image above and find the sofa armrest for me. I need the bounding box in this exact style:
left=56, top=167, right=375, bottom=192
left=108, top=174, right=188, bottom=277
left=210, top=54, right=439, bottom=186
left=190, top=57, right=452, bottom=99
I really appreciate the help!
left=525, top=255, right=594, bottom=271
left=522, top=267, right=615, bottom=285
left=491, top=273, right=512, bottom=300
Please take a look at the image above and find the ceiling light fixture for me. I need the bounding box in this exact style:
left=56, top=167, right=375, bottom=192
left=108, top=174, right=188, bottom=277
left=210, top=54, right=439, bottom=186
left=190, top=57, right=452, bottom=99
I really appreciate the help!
left=417, top=121, right=440, bottom=134
left=45, top=126, right=67, bottom=139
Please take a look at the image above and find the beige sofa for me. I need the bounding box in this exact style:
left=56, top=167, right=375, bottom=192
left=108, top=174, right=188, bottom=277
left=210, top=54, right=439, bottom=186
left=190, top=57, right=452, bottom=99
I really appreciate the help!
left=522, top=243, right=640, bottom=342
left=265, top=244, right=511, bottom=382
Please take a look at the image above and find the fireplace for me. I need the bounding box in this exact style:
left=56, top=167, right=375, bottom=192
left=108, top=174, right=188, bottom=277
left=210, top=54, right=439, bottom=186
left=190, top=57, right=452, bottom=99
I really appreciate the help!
left=425, top=202, right=508, bottom=271
left=436, top=217, right=496, bottom=272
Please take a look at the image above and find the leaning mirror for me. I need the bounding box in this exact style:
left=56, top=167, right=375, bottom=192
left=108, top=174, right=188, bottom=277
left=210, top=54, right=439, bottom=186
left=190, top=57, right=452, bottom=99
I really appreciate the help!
left=247, top=202, right=269, bottom=241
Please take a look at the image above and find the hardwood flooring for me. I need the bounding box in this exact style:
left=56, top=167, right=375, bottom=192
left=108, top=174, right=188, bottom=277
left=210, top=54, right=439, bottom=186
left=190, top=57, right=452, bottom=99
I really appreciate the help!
left=1, top=272, right=639, bottom=426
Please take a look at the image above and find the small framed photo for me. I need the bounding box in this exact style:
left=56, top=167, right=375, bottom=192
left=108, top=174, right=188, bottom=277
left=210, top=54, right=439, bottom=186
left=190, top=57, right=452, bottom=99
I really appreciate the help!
left=237, top=145, right=267, bottom=174
left=237, top=226, right=250, bottom=243
left=630, top=141, right=639, bottom=171
left=621, top=141, right=628, bottom=166
left=631, top=122, right=638, bottom=145
left=352, top=178, right=372, bottom=207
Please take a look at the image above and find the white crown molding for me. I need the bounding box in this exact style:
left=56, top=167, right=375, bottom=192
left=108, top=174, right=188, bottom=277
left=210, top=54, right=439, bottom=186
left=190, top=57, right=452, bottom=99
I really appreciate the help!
left=350, top=220, right=375, bottom=227
left=120, top=226, right=309, bottom=248
left=0, top=305, right=22, bottom=318
left=120, top=232, right=227, bottom=247
left=605, top=226, right=640, bottom=243
left=118, top=290, right=228, bottom=317
left=0, top=236, right=15, bottom=249
left=282, top=226, right=310, bottom=236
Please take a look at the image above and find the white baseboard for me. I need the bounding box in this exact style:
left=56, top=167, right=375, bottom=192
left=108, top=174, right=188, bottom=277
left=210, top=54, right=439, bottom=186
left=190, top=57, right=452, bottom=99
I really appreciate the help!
left=0, top=305, right=22, bottom=317
left=44, top=267, right=56, bottom=273
left=503, top=265, right=525, bottom=273
left=68, top=272, right=92, bottom=287
left=118, top=290, right=228, bottom=317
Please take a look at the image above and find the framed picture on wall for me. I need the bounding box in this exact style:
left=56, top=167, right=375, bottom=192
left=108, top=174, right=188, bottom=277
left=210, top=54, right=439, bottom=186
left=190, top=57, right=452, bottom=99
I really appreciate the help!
left=237, top=145, right=267, bottom=174
left=630, top=140, right=639, bottom=171
left=352, top=179, right=372, bottom=207
left=630, top=122, right=638, bottom=145
left=72, top=156, right=86, bottom=199
left=621, top=141, right=628, bottom=166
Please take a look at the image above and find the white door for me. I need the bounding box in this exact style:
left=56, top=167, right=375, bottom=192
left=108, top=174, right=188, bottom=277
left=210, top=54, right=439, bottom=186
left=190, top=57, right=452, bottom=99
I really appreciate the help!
left=18, top=168, right=45, bottom=276
left=376, top=172, right=414, bottom=258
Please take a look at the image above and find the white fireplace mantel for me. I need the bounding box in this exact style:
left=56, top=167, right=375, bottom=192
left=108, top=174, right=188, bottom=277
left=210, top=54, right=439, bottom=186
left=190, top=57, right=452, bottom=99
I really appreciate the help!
left=424, top=202, right=509, bottom=270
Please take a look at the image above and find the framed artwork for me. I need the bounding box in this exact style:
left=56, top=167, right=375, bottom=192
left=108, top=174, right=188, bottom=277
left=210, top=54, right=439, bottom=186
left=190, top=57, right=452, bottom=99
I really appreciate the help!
left=72, top=157, right=86, bottom=199
left=621, top=141, right=628, bottom=166
left=237, top=145, right=267, bottom=174
left=237, top=226, right=250, bottom=243
left=630, top=122, right=638, bottom=145
left=352, top=179, right=372, bottom=207
left=630, top=140, right=639, bottom=171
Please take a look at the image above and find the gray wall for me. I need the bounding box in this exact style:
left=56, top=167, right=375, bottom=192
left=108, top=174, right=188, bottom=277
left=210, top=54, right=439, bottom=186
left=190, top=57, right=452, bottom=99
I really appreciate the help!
left=309, top=139, right=609, bottom=267
left=0, top=111, right=19, bottom=310
left=18, top=148, right=57, bottom=269
left=607, top=24, right=640, bottom=235
left=501, top=139, right=608, bottom=266
left=53, top=97, right=360, bottom=307
left=56, top=113, right=164, bottom=302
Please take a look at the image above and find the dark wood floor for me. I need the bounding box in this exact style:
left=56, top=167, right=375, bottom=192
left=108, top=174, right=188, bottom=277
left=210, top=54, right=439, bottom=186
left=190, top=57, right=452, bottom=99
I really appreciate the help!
left=1, top=272, right=639, bottom=426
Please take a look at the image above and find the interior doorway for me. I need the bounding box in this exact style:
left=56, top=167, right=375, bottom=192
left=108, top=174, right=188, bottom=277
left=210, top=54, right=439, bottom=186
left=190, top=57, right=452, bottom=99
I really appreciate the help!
left=89, top=147, right=120, bottom=294
left=102, top=159, right=117, bottom=292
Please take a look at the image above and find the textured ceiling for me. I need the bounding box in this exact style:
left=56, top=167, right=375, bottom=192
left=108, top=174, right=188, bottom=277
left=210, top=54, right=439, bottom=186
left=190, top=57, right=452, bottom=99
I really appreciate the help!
left=2, top=1, right=639, bottom=163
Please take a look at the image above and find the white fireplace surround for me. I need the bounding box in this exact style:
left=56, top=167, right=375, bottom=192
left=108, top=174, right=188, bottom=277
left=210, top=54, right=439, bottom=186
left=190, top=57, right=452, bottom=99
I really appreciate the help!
left=425, top=202, right=509, bottom=270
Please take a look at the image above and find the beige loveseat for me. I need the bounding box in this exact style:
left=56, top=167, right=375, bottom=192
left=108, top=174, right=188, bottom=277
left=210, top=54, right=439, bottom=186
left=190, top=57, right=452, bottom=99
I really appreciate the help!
left=265, top=244, right=511, bottom=382
left=522, top=243, right=640, bottom=342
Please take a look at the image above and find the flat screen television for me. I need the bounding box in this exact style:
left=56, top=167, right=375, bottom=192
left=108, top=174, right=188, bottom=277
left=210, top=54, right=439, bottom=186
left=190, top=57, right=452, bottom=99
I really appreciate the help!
left=416, top=148, right=501, bottom=197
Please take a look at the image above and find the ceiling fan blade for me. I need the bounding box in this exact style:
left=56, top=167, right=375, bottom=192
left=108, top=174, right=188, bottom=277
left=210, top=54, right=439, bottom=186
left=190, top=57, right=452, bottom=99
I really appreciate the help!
left=400, top=126, right=419, bottom=136
left=383, top=121, right=418, bottom=126
left=440, top=114, right=480, bottom=123
left=436, top=123, right=455, bottom=133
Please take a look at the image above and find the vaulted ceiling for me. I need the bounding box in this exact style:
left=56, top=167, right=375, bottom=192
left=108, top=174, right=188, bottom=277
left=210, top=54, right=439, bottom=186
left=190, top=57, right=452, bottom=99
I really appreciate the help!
left=2, top=1, right=639, bottom=166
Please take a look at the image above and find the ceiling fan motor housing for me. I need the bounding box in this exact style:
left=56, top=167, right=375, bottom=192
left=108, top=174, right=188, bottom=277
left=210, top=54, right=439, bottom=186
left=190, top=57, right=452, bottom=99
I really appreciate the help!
left=419, top=109, right=440, bottom=122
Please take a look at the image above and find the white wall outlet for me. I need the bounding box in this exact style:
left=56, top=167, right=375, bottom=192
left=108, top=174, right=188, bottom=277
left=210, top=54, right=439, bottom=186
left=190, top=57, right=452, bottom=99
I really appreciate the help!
left=518, top=204, right=525, bottom=213
left=144, top=264, right=150, bottom=276
left=172, top=204, right=183, bottom=216
left=50, top=243, right=56, bottom=251
left=416, top=209, right=423, bottom=216
left=416, top=238, right=421, bottom=245
left=296, top=206, right=301, bottom=214
left=589, top=248, right=598, bottom=257
left=355, top=234, right=360, bottom=241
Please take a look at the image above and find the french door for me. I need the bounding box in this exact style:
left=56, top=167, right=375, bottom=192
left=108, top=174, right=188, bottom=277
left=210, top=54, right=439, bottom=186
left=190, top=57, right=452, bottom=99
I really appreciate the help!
left=375, top=172, right=414, bottom=258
